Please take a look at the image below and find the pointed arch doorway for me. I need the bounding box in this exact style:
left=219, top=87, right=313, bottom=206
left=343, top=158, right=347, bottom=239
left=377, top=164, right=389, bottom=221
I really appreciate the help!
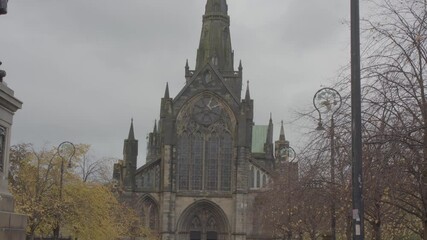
left=177, top=200, right=230, bottom=240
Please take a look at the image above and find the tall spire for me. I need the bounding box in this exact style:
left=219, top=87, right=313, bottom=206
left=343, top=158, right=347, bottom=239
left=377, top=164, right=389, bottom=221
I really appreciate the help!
left=185, top=59, right=189, bottom=73
left=245, top=80, right=251, bottom=100
left=128, top=118, right=135, bottom=140
left=196, top=0, right=234, bottom=72
left=164, top=82, right=170, bottom=99
left=205, top=0, right=228, bottom=14
left=267, top=114, right=273, bottom=144
left=280, top=120, right=286, bottom=141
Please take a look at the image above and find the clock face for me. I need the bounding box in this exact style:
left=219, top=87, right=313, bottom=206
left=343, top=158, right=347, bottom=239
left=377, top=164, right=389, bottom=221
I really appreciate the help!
left=278, top=147, right=296, bottom=162
left=192, top=96, right=222, bottom=126
left=279, top=147, right=287, bottom=158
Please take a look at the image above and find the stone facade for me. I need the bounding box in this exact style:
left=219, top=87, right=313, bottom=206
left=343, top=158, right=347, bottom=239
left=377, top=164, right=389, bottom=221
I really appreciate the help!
left=113, top=1, right=296, bottom=239
left=0, top=65, right=26, bottom=239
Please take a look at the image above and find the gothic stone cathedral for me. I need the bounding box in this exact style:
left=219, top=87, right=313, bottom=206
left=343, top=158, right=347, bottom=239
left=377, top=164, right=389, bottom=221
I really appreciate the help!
left=113, top=1, right=295, bottom=239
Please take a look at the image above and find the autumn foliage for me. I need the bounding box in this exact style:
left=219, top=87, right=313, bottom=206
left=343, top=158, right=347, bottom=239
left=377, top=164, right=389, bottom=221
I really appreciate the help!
left=8, top=143, right=156, bottom=240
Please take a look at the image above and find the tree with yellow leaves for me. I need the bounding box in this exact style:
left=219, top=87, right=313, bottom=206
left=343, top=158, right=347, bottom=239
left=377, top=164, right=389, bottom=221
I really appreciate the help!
left=8, top=143, right=156, bottom=240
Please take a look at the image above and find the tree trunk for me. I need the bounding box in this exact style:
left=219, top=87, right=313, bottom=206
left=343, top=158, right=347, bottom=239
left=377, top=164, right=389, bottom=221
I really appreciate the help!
left=424, top=220, right=427, bottom=240
left=346, top=214, right=352, bottom=240
left=373, top=222, right=381, bottom=240
left=53, top=226, right=60, bottom=240
left=28, top=227, right=36, bottom=240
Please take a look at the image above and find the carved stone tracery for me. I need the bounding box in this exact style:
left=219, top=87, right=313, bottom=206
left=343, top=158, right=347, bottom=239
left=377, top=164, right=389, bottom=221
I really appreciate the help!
left=178, top=200, right=229, bottom=240
left=176, top=94, right=235, bottom=136
left=176, top=94, right=235, bottom=192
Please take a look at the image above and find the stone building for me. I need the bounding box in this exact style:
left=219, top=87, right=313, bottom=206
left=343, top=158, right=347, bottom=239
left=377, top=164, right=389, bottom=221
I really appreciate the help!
left=113, top=1, right=295, bottom=239
left=0, top=67, right=26, bottom=239
left=0, top=3, right=27, bottom=239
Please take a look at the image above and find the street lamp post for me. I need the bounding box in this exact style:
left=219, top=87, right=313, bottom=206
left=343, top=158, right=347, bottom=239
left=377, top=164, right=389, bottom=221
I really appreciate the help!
left=284, top=146, right=296, bottom=163
left=53, top=141, right=76, bottom=240
left=313, top=87, right=342, bottom=240
left=280, top=145, right=297, bottom=240
left=351, top=0, right=364, bottom=239
left=287, top=146, right=297, bottom=240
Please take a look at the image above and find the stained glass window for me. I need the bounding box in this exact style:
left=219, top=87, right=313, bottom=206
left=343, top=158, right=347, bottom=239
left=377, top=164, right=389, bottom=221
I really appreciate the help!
left=206, top=135, right=219, bottom=190
left=220, top=133, right=232, bottom=191
left=249, top=166, right=255, bottom=188
left=262, top=174, right=267, bottom=187
left=192, top=133, right=203, bottom=190
left=178, top=134, right=190, bottom=190
left=176, top=96, right=234, bottom=192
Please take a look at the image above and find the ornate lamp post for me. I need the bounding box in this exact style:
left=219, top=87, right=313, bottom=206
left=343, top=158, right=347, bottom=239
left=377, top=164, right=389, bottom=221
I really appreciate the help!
left=279, top=145, right=296, bottom=163
left=313, top=87, right=342, bottom=240
left=279, top=145, right=297, bottom=240
left=286, top=146, right=296, bottom=163
left=53, top=141, right=76, bottom=240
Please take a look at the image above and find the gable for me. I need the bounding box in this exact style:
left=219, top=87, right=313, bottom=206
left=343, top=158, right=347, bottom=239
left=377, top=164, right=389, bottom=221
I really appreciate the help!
left=173, top=63, right=240, bottom=114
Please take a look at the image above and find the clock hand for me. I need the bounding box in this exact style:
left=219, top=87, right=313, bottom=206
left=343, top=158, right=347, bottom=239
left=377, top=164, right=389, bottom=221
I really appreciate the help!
left=207, top=98, right=213, bottom=110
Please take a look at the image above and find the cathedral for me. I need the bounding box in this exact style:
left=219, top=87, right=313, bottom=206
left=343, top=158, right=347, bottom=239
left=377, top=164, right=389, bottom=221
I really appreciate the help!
left=113, top=1, right=295, bottom=239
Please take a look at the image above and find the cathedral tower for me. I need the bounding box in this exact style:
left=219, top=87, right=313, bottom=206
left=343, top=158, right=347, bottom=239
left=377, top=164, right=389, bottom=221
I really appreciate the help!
left=114, top=1, right=288, bottom=239
left=123, top=119, right=138, bottom=191
left=196, top=0, right=234, bottom=72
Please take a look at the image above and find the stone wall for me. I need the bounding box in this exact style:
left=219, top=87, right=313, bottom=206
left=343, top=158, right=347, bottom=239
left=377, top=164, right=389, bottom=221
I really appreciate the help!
left=0, top=73, right=26, bottom=239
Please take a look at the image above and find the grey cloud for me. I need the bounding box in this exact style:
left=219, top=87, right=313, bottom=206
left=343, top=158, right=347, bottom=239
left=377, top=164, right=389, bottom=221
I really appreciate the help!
left=1, top=0, right=350, bottom=163
left=281, top=0, right=348, bottom=48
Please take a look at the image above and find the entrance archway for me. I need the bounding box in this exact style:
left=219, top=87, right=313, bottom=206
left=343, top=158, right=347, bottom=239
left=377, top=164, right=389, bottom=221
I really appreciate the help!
left=177, top=200, right=230, bottom=240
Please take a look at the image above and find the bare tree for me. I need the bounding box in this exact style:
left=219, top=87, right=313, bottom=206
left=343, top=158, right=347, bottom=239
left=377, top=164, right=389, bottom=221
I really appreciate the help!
left=78, top=153, right=116, bottom=183
left=362, top=0, right=427, bottom=238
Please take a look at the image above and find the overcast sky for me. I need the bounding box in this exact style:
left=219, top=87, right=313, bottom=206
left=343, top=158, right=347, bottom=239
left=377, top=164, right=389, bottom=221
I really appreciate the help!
left=0, top=0, right=350, bottom=166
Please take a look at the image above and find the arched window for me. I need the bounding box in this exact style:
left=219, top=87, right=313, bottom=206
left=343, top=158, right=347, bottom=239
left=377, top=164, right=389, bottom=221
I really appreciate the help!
left=256, top=170, right=260, bottom=188
left=262, top=174, right=267, bottom=188
left=249, top=166, right=254, bottom=188
left=176, top=95, right=234, bottom=192
left=140, top=197, right=159, bottom=231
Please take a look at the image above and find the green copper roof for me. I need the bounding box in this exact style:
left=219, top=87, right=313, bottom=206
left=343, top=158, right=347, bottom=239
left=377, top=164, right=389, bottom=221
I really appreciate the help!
left=252, top=125, right=268, bottom=153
